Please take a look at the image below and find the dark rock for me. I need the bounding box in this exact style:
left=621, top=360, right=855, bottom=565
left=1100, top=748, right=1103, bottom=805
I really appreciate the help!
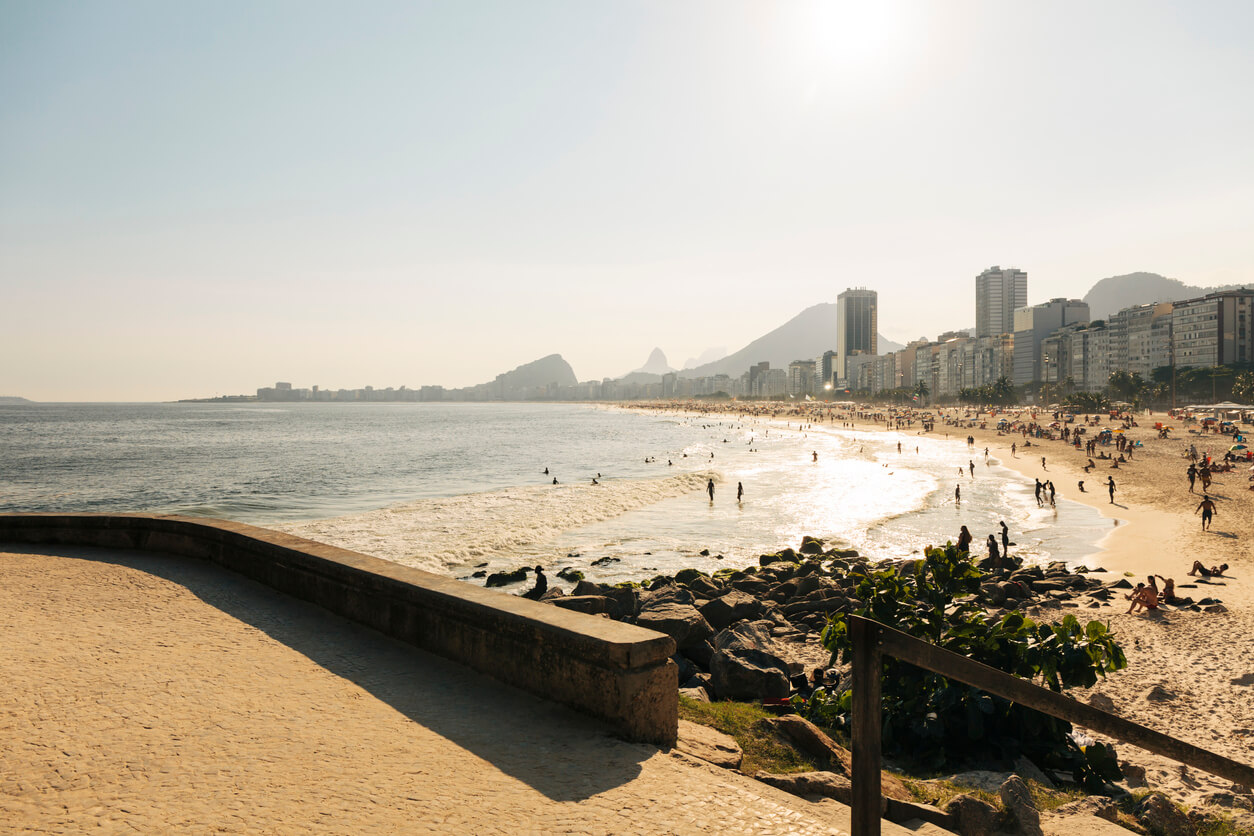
left=484, top=566, right=530, bottom=587
left=1205, top=604, right=1228, bottom=613
left=556, top=567, right=584, bottom=582
left=642, top=583, right=695, bottom=608
left=730, top=578, right=771, bottom=597
left=793, top=574, right=824, bottom=597
left=1109, top=578, right=1134, bottom=589
left=760, top=547, right=798, bottom=566
left=590, top=555, right=619, bottom=567
left=686, top=576, right=725, bottom=599
left=999, top=775, right=1042, bottom=836
left=572, top=580, right=601, bottom=597
left=673, top=653, right=697, bottom=684
left=681, top=672, right=712, bottom=691
left=1135, top=792, right=1196, bottom=836
left=675, top=568, right=709, bottom=586
left=799, top=536, right=825, bottom=554
left=471, top=570, right=486, bottom=578
left=944, top=794, right=999, bottom=836
left=635, top=602, right=714, bottom=650
left=686, top=639, right=715, bottom=670
left=538, top=588, right=566, bottom=601
left=709, top=621, right=791, bottom=700
left=550, top=594, right=608, bottom=615
left=698, top=590, right=765, bottom=631
left=602, top=584, right=641, bottom=618
left=767, top=581, right=798, bottom=603
left=698, top=548, right=710, bottom=556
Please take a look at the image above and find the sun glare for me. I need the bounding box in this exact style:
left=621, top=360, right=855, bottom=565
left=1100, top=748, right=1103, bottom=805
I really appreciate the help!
left=790, top=0, right=908, bottom=72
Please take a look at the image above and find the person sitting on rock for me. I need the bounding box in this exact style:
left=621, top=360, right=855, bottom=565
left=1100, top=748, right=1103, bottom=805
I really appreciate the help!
left=522, top=566, right=547, bottom=599
left=1187, top=561, right=1229, bottom=578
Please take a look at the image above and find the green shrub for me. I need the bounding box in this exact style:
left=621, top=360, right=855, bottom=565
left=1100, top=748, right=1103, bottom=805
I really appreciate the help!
left=805, top=543, right=1127, bottom=791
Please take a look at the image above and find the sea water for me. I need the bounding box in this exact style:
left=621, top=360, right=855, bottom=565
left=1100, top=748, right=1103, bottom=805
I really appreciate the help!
left=0, top=402, right=1112, bottom=586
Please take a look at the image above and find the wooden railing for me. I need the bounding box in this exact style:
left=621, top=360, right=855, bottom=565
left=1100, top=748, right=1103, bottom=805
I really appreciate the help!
left=849, top=615, right=1254, bottom=836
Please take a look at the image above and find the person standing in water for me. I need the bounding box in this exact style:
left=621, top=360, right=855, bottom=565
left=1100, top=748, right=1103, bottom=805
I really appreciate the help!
left=956, top=525, right=973, bottom=553
left=812, top=451, right=818, bottom=462
left=707, top=478, right=715, bottom=502
left=737, top=482, right=744, bottom=502
left=955, top=484, right=961, bottom=503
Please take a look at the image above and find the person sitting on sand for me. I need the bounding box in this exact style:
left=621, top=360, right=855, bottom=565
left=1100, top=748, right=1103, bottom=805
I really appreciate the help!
left=1188, top=561, right=1229, bottom=578
left=1128, top=584, right=1160, bottom=614
left=1083, top=459, right=1096, bottom=472
left=1154, top=575, right=1178, bottom=605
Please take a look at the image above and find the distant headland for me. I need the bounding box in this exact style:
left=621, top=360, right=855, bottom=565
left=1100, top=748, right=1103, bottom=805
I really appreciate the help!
left=0, top=396, right=34, bottom=404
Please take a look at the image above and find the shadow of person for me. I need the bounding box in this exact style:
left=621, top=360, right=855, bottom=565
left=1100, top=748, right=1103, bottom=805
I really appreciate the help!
left=15, top=544, right=652, bottom=803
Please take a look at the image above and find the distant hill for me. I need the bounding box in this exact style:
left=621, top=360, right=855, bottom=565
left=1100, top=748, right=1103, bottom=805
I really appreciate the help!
left=496, top=354, right=577, bottom=389
left=680, top=302, right=903, bottom=379
left=1082, top=272, right=1248, bottom=319
left=0, top=396, right=33, bottom=404
left=632, top=348, right=675, bottom=376
left=683, top=347, right=727, bottom=370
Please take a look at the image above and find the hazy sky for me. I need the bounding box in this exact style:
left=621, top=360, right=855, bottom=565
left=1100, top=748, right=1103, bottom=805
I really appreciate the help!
left=3, top=1, right=1253, bottom=401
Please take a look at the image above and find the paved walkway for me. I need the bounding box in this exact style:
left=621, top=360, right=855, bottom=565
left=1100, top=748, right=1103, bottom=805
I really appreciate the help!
left=0, top=544, right=917, bottom=835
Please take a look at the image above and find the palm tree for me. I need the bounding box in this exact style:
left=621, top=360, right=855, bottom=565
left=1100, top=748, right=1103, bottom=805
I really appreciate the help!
left=913, top=380, right=930, bottom=403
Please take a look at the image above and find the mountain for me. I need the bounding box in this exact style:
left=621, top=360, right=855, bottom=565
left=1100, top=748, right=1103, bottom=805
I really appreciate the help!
left=0, top=396, right=33, bottom=404
left=495, top=354, right=577, bottom=389
left=679, top=303, right=903, bottom=379
left=1082, top=272, right=1248, bottom=320
left=878, top=334, right=905, bottom=354
left=683, top=347, right=728, bottom=369
left=632, top=348, right=675, bottom=376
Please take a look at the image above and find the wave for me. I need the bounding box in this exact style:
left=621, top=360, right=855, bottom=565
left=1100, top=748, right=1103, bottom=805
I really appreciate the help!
left=269, top=471, right=720, bottom=573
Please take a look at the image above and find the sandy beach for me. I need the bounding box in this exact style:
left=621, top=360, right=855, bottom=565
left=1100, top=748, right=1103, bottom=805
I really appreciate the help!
left=647, top=399, right=1254, bottom=820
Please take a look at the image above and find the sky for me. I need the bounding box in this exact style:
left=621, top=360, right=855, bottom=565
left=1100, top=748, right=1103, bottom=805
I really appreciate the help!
left=3, top=0, right=1253, bottom=401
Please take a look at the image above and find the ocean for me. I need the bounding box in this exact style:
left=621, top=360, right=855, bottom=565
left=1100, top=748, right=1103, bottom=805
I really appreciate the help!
left=0, top=402, right=1112, bottom=587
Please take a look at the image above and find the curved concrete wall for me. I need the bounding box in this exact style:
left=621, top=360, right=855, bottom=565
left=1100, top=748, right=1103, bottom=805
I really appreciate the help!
left=0, top=514, right=678, bottom=745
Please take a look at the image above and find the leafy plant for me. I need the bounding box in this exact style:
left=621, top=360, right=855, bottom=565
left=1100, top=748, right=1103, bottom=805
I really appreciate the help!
left=805, top=543, right=1128, bottom=789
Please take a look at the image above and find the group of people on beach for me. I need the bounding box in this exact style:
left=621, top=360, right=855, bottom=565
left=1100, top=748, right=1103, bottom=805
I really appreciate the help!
left=1126, top=561, right=1230, bottom=614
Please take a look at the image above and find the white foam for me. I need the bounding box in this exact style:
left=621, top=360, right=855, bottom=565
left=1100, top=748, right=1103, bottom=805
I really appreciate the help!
left=270, top=471, right=718, bottom=573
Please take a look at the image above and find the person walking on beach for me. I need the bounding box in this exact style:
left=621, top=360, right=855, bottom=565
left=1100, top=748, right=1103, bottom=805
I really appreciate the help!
left=1011, top=442, right=1017, bottom=457
left=1034, top=479, right=1043, bottom=508
left=1187, top=463, right=1197, bottom=493
left=1107, top=476, right=1116, bottom=504
left=1195, top=494, right=1217, bottom=531
left=969, top=460, right=975, bottom=477
left=737, top=481, right=744, bottom=502
left=1041, top=456, right=1047, bottom=470
left=812, top=451, right=818, bottom=462
left=1047, top=481, right=1056, bottom=507
left=955, top=484, right=961, bottom=503
left=707, top=478, right=715, bottom=502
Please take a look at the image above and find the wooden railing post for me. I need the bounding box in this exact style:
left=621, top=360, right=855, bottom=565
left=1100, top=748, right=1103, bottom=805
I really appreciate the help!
left=851, top=615, right=882, bottom=836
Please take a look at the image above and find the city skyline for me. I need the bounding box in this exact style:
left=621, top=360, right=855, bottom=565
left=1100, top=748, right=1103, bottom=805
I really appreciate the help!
left=4, top=1, right=1254, bottom=401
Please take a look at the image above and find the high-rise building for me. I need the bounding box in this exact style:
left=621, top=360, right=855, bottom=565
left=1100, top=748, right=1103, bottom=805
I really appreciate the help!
left=1012, top=298, right=1090, bottom=385
left=975, top=266, right=1027, bottom=338
left=836, top=288, right=878, bottom=380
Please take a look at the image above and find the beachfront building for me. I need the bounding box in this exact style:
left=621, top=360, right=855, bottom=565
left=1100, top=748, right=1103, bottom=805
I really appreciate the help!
left=976, top=266, right=1027, bottom=339
left=836, top=288, right=877, bottom=381
left=751, top=367, right=788, bottom=398
left=788, top=360, right=816, bottom=397
left=1170, top=290, right=1254, bottom=369
left=1012, top=298, right=1090, bottom=385
left=814, top=350, right=838, bottom=393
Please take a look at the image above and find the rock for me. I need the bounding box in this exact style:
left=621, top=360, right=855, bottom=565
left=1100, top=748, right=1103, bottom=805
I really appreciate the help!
left=673, top=654, right=697, bottom=684
left=676, top=719, right=742, bottom=768
left=698, top=590, right=765, bottom=631
left=883, top=799, right=952, bottom=829
left=590, top=555, right=619, bottom=567
left=1014, top=756, right=1054, bottom=788
left=686, top=638, right=715, bottom=669
left=755, top=771, right=865, bottom=808
left=484, top=566, right=530, bottom=587
left=471, top=570, right=486, bottom=578
left=1205, top=604, right=1228, bottom=613
left=1135, top=792, right=1196, bottom=836
left=550, top=594, right=609, bottom=615
left=767, top=715, right=853, bottom=776
left=681, top=672, right=712, bottom=691
left=538, top=588, right=566, bottom=601
left=709, top=621, right=791, bottom=700
left=635, top=603, right=714, bottom=650
left=556, top=567, right=584, bottom=582
left=945, top=770, right=1013, bottom=794
left=944, top=794, right=999, bottom=836
left=571, top=580, right=600, bottom=596
left=602, top=585, right=641, bottom=618
left=675, top=568, right=709, bottom=586
left=1052, top=796, right=1120, bottom=823
left=794, top=574, right=824, bottom=597
left=1108, top=578, right=1134, bottom=589
left=641, top=583, right=695, bottom=608
left=1146, top=684, right=1178, bottom=702
left=799, top=536, right=825, bottom=555
left=678, top=686, right=710, bottom=703
left=760, top=548, right=798, bottom=566
left=999, top=775, right=1043, bottom=836
left=686, top=576, right=725, bottom=599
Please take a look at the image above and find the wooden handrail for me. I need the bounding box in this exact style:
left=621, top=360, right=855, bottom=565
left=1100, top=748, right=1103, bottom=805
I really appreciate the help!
left=850, top=614, right=1254, bottom=836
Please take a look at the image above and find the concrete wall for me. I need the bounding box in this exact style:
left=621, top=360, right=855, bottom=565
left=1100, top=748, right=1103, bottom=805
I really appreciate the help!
left=0, top=513, right=678, bottom=746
